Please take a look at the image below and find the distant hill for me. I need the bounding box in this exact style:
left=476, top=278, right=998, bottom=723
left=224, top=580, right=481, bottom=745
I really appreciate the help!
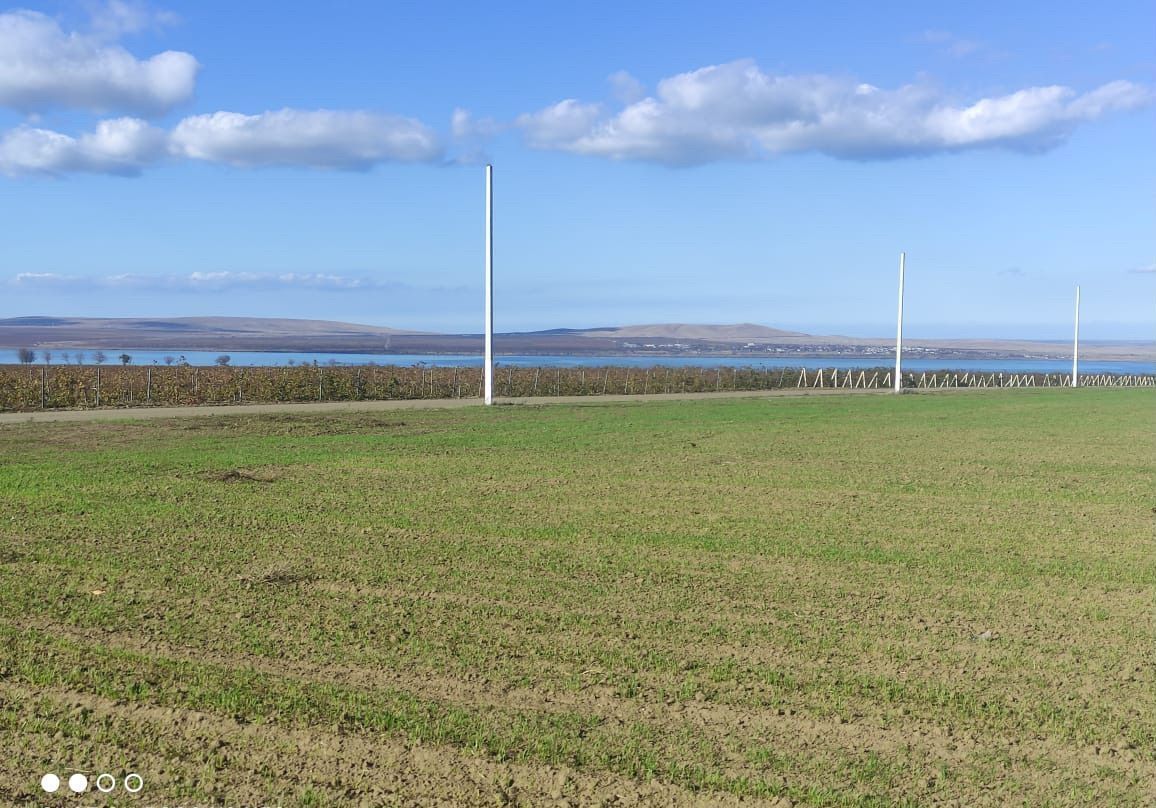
left=0, top=316, right=425, bottom=336
left=0, top=316, right=1151, bottom=361
left=0, top=316, right=427, bottom=352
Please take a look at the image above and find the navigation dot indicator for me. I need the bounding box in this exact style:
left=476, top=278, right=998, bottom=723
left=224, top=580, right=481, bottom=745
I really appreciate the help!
left=68, top=773, right=88, bottom=793
left=40, top=773, right=60, bottom=793
left=96, top=773, right=116, bottom=793
left=124, top=773, right=144, bottom=793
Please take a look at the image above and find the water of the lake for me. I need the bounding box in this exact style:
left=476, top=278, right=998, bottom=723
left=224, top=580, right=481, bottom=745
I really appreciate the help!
left=1, top=349, right=1152, bottom=375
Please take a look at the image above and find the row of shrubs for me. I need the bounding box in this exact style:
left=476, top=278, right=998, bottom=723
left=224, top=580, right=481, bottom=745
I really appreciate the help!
left=0, top=364, right=1146, bottom=411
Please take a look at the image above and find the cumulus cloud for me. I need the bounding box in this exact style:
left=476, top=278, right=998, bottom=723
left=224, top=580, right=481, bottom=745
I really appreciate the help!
left=170, top=109, right=443, bottom=169
left=608, top=70, right=646, bottom=104
left=451, top=108, right=501, bottom=139
left=1, top=107, right=445, bottom=176
left=8, top=271, right=399, bottom=291
left=516, top=60, right=1152, bottom=165
left=0, top=8, right=198, bottom=115
left=518, top=99, right=606, bottom=149
left=448, top=108, right=501, bottom=164
left=0, top=117, right=166, bottom=176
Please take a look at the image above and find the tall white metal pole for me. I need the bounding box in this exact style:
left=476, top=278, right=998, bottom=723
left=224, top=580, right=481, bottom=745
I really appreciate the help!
left=484, top=164, right=494, bottom=405
left=894, top=251, right=905, bottom=393
left=1071, top=285, right=1080, bottom=388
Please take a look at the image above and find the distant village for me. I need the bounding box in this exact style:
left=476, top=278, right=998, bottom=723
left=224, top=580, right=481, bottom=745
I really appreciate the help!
left=614, top=340, right=1051, bottom=360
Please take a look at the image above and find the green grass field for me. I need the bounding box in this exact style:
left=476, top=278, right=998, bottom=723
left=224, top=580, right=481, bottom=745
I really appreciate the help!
left=1, top=390, right=1153, bottom=806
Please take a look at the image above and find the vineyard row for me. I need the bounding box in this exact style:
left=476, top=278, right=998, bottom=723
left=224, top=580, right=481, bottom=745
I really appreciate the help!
left=1, top=364, right=1152, bottom=412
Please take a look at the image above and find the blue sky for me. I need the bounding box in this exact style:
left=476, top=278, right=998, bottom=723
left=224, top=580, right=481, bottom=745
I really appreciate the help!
left=0, top=0, right=1152, bottom=339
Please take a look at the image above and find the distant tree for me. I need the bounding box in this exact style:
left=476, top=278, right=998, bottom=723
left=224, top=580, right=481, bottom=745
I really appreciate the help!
left=215, top=355, right=231, bottom=366
left=18, top=348, right=35, bottom=364
left=60, top=351, right=70, bottom=364
left=119, top=353, right=132, bottom=365
left=163, top=355, right=175, bottom=366
left=42, top=351, right=52, bottom=365
left=74, top=351, right=85, bottom=365
left=178, top=355, right=188, bottom=366
left=327, top=358, right=340, bottom=367
left=93, top=351, right=107, bottom=365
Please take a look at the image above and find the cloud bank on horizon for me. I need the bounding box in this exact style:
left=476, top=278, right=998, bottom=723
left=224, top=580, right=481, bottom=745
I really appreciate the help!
left=0, top=4, right=1150, bottom=176
left=8, top=270, right=404, bottom=291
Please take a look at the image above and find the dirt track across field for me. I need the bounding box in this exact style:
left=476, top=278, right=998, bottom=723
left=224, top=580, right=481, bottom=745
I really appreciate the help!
left=0, top=387, right=888, bottom=424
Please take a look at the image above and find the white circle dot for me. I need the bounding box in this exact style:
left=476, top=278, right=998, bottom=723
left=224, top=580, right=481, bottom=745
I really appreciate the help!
left=40, top=773, right=60, bottom=793
left=96, top=773, right=116, bottom=793
left=68, top=773, right=88, bottom=793
left=124, top=773, right=144, bottom=793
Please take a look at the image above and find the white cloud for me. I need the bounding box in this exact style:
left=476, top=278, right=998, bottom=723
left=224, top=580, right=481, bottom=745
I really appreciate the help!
left=517, top=99, right=605, bottom=149
left=0, top=107, right=445, bottom=176
left=516, top=60, right=1152, bottom=165
left=0, top=117, right=166, bottom=176
left=87, top=0, right=180, bottom=38
left=451, top=108, right=501, bottom=139
left=170, top=109, right=443, bottom=169
left=1129, top=263, right=1156, bottom=274
left=608, top=70, right=646, bottom=104
left=0, top=8, right=197, bottom=115
left=8, top=271, right=400, bottom=291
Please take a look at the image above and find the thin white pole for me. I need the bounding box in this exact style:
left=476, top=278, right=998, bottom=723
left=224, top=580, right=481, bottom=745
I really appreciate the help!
left=484, top=164, right=494, bottom=405
left=894, top=251, right=905, bottom=393
left=1072, top=285, right=1080, bottom=388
